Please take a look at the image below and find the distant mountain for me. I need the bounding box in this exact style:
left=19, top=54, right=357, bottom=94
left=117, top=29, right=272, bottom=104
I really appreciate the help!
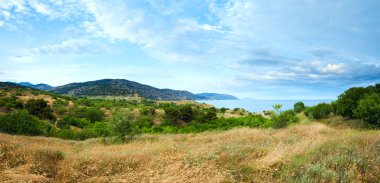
left=15, top=82, right=53, bottom=91
left=196, top=93, right=238, bottom=100
left=51, top=79, right=207, bottom=100
left=0, top=82, right=28, bottom=89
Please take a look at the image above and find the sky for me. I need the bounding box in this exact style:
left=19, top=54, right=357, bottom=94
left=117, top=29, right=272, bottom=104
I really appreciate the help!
left=0, top=0, right=380, bottom=99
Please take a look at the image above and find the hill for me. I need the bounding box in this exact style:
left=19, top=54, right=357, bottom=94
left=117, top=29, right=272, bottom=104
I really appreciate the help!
left=15, top=82, right=53, bottom=91
left=0, top=82, right=28, bottom=89
left=196, top=93, right=238, bottom=100
left=51, top=79, right=204, bottom=100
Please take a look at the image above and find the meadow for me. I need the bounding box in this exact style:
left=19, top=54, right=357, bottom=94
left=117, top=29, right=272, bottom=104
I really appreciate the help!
left=1, top=119, right=379, bottom=182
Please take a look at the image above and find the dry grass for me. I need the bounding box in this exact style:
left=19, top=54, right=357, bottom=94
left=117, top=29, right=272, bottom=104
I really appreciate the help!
left=1, top=123, right=379, bottom=182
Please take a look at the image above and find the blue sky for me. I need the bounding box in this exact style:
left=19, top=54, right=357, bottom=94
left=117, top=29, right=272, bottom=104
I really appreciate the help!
left=1, top=0, right=380, bottom=99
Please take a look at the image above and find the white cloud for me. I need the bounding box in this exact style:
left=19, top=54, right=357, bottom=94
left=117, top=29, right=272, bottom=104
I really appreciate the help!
left=28, top=0, right=52, bottom=16
left=322, top=63, right=345, bottom=73
left=17, top=39, right=109, bottom=57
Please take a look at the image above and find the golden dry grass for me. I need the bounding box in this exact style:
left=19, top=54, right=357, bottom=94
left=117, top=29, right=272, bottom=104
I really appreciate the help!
left=1, top=123, right=379, bottom=182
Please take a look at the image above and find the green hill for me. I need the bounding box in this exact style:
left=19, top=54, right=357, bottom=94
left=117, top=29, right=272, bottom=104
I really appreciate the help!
left=51, top=79, right=204, bottom=100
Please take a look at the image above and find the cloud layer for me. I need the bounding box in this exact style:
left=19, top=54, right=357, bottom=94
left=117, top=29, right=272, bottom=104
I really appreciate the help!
left=1, top=0, right=380, bottom=98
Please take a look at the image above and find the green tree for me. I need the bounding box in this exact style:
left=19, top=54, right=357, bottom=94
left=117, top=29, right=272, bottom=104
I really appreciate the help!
left=110, top=110, right=141, bottom=142
left=353, top=93, right=380, bottom=127
left=293, top=101, right=305, bottom=113
left=305, top=103, right=332, bottom=119
left=272, top=109, right=298, bottom=129
left=272, top=104, right=283, bottom=114
left=25, top=99, right=55, bottom=121
left=336, top=87, right=373, bottom=118
left=0, top=110, right=50, bottom=136
left=179, top=105, right=194, bottom=122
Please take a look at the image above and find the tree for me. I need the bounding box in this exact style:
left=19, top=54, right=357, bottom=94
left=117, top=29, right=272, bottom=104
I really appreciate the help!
left=0, top=110, right=50, bottom=136
left=179, top=105, right=194, bottom=122
left=305, top=103, right=332, bottom=119
left=353, top=93, right=380, bottom=127
left=25, top=99, right=55, bottom=121
left=272, top=109, right=298, bottom=129
left=110, top=110, right=141, bottom=142
left=293, top=101, right=305, bottom=113
left=272, top=104, right=283, bottom=114
left=336, top=87, right=373, bottom=118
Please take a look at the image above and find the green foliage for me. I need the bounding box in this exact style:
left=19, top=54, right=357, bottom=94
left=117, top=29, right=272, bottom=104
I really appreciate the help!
left=336, top=87, right=373, bottom=118
left=110, top=110, right=141, bottom=142
left=25, top=99, right=55, bottom=121
left=305, top=103, right=333, bottom=119
left=220, top=107, right=227, bottom=113
left=140, top=107, right=156, bottom=116
left=163, top=104, right=218, bottom=124
left=57, top=116, right=91, bottom=128
left=69, top=107, right=105, bottom=123
left=353, top=93, right=380, bottom=127
left=272, top=109, right=299, bottom=129
left=0, top=96, right=24, bottom=110
left=272, top=104, right=283, bottom=114
left=0, top=110, right=52, bottom=136
left=293, top=101, right=305, bottom=113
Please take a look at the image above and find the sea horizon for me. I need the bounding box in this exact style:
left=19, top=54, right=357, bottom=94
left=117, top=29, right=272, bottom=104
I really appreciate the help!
left=197, top=99, right=334, bottom=113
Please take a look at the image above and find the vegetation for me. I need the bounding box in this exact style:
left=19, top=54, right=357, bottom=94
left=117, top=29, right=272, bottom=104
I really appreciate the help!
left=305, top=103, right=333, bottom=120
left=0, top=110, right=52, bottom=136
left=1, top=122, right=378, bottom=182
left=1, top=82, right=380, bottom=182
left=302, top=83, right=380, bottom=128
left=353, top=93, right=380, bottom=127
left=293, top=101, right=305, bottom=113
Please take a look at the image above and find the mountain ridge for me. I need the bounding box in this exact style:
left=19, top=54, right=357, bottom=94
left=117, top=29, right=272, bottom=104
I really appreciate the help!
left=6, top=79, right=238, bottom=101
left=14, top=82, right=53, bottom=91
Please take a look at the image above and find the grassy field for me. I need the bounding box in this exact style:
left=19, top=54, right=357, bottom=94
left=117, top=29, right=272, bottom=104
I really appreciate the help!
left=1, top=120, right=379, bottom=183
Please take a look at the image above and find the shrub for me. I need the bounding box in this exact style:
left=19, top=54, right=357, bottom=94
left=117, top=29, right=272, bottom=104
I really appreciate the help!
left=140, top=107, right=156, bottom=116
left=25, top=99, right=55, bottom=121
left=57, top=116, right=91, bottom=128
left=294, top=101, right=305, bottom=113
left=0, top=110, right=51, bottom=136
left=336, top=87, right=373, bottom=118
left=220, top=107, right=227, bottom=113
left=69, top=107, right=105, bottom=123
left=353, top=93, right=380, bottom=127
left=272, top=109, right=298, bottom=128
left=110, top=110, right=141, bottom=142
left=305, top=103, right=332, bottom=119
left=0, top=96, right=24, bottom=110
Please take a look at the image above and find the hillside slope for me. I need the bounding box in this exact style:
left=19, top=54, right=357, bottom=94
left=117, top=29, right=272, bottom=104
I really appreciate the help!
left=1, top=123, right=379, bottom=182
left=196, top=93, right=238, bottom=100
left=15, top=82, right=53, bottom=91
left=51, top=79, right=203, bottom=100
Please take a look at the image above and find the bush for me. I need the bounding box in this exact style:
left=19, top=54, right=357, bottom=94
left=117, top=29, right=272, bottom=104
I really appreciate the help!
left=305, top=103, right=332, bottom=119
left=353, top=93, right=380, bottom=127
left=336, top=87, right=373, bottom=118
left=25, top=99, right=55, bottom=121
left=0, top=96, right=24, bottom=110
left=220, top=107, right=227, bottom=113
left=294, top=102, right=305, bottom=113
left=57, top=116, right=90, bottom=128
left=272, top=109, right=298, bottom=128
left=110, top=110, right=141, bottom=142
left=69, top=107, right=105, bottom=123
left=140, top=107, right=156, bottom=116
left=0, top=110, right=51, bottom=136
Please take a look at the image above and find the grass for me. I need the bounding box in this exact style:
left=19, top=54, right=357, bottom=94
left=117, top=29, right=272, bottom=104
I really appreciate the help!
left=1, top=122, right=379, bottom=182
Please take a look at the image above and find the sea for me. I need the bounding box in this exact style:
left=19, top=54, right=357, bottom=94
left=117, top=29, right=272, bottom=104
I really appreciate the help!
left=196, top=99, right=334, bottom=113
